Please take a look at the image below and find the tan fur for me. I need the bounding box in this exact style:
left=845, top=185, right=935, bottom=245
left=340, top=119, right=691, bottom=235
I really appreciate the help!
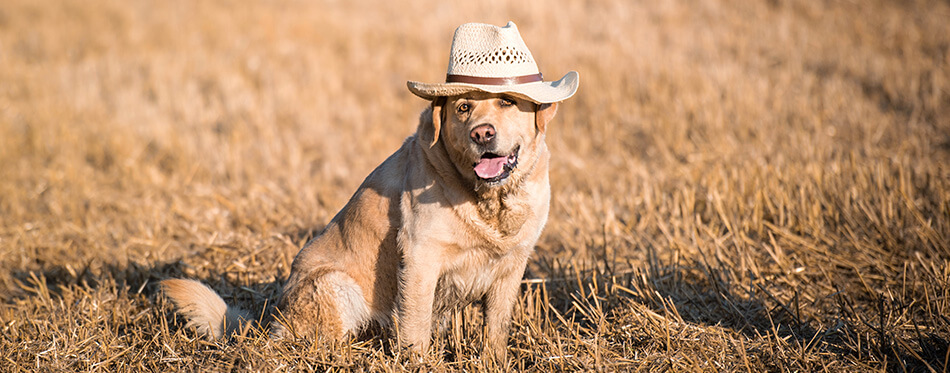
left=163, top=92, right=559, bottom=363
left=161, top=279, right=250, bottom=338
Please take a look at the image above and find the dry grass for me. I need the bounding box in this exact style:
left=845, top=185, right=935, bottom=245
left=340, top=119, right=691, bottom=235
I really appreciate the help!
left=1, top=0, right=949, bottom=371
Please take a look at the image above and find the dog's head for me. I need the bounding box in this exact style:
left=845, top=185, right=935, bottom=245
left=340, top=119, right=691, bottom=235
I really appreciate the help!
left=426, top=92, right=558, bottom=190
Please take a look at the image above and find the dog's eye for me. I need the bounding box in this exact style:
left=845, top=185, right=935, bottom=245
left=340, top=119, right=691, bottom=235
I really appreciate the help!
left=500, top=98, right=515, bottom=107
left=457, top=103, right=470, bottom=113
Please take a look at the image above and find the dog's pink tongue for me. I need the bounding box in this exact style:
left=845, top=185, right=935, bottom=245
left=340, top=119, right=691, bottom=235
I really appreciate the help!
left=474, top=156, right=507, bottom=179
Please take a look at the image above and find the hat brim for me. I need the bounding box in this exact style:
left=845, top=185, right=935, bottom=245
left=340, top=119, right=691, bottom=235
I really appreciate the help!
left=407, top=71, right=578, bottom=104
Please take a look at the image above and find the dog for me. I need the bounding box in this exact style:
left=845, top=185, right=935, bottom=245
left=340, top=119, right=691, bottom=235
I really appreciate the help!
left=162, top=21, right=578, bottom=363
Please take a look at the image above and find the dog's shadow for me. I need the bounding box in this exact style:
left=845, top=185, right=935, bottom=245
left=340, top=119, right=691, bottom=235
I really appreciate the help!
left=4, top=226, right=404, bottom=347
left=3, top=227, right=318, bottom=330
left=8, top=257, right=188, bottom=302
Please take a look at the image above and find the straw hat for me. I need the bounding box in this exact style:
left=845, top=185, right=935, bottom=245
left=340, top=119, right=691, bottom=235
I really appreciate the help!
left=407, top=22, right=579, bottom=104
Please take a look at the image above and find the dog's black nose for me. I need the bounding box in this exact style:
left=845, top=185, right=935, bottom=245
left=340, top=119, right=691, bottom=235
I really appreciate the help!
left=470, top=124, right=496, bottom=145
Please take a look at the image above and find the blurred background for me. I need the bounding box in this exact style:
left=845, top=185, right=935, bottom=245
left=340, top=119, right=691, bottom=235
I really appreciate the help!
left=1, top=0, right=948, bottom=370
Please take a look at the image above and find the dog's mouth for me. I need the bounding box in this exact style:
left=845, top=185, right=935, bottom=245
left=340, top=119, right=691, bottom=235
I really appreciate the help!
left=473, top=146, right=519, bottom=183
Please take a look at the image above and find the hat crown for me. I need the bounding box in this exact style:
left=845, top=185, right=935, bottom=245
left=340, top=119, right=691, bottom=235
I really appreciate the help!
left=446, top=22, right=540, bottom=78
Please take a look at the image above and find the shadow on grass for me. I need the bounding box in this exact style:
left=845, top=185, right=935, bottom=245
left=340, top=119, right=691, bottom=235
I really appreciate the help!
left=528, top=242, right=949, bottom=372
left=7, top=221, right=332, bottom=306
left=5, top=245, right=283, bottom=333
left=8, top=258, right=186, bottom=301
left=3, top=225, right=403, bottom=344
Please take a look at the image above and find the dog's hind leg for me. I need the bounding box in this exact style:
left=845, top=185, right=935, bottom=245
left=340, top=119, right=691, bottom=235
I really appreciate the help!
left=272, top=269, right=371, bottom=340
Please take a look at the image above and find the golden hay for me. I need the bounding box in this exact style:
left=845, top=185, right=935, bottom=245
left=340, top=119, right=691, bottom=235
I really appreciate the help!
left=1, top=0, right=948, bottom=371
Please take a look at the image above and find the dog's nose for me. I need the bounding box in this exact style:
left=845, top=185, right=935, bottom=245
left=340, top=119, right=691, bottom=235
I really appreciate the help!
left=470, top=124, right=496, bottom=145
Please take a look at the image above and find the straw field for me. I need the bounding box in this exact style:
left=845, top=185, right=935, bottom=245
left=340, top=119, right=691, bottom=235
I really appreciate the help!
left=1, top=0, right=948, bottom=371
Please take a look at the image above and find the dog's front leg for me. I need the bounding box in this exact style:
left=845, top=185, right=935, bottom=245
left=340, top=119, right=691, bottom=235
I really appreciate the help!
left=396, top=247, right=441, bottom=356
left=482, top=255, right=529, bottom=364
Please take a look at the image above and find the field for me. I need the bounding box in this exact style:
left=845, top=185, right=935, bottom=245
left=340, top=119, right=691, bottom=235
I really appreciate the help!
left=1, top=0, right=949, bottom=371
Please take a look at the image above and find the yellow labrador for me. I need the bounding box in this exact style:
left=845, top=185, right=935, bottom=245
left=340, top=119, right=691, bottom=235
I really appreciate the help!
left=163, top=93, right=558, bottom=361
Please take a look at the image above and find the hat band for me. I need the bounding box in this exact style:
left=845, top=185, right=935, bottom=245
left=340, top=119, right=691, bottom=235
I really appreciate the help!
left=445, top=73, right=543, bottom=86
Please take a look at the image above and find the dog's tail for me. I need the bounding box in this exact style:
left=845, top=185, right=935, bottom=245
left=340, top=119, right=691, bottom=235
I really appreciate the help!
left=161, top=279, right=251, bottom=339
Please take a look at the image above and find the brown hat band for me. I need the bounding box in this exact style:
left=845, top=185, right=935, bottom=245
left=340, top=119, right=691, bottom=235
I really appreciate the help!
left=445, top=73, right=543, bottom=85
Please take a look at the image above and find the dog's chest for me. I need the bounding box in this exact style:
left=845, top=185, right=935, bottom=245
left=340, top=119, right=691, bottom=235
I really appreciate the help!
left=432, top=246, right=527, bottom=313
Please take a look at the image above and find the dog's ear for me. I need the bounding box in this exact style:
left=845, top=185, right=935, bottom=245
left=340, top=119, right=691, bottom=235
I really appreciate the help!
left=535, top=102, right=559, bottom=134
left=429, top=97, right=447, bottom=146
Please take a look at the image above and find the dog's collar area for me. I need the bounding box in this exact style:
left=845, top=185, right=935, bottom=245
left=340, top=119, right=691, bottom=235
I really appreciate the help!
left=473, top=146, right=520, bottom=183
